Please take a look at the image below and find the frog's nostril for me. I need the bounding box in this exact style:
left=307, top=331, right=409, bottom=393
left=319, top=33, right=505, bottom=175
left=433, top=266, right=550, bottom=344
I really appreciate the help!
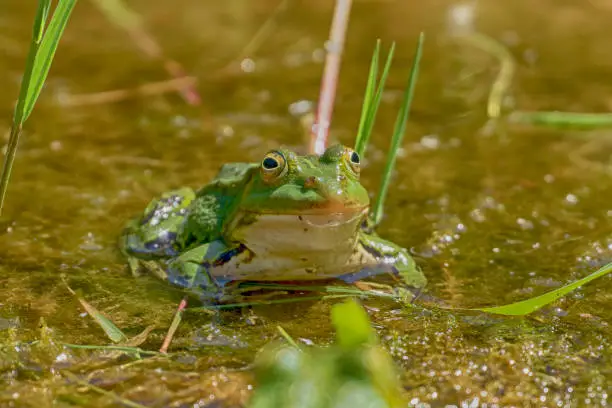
left=304, top=176, right=317, bottom=189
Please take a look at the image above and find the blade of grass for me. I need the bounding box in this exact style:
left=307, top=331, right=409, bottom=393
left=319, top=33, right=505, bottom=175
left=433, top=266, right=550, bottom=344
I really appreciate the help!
left=77, top=297, right=128, bottom=343
left=13, top=0, right=52, bottom=125
left=471, top=262, right=612, bottom=316
left=187, top=294, right=357, bottom=311
left=354, top=40, right=380, bottom=156
left=277, top=326, right=302, bottom=350
left=0, top=0, right=77, bottom=215
left=355, top=42, right=395, bottom=158
left=62, top=343, right=164, bottom=356
left=22, top=0, right=78, bottom=122
left=508, top=111, right=612, bottom=129
left=456, top=32, right=515, bottom=119
left=124, top=325, right=156, bottom=347
left=371, top=33, right=424, bottom=226
left=235, top=282, right=397, bottom=298
left=63, top=279, right=128, bottom=343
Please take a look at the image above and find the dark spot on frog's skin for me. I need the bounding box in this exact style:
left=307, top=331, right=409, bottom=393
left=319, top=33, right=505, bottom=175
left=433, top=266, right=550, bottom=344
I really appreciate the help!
left=298, top=215, right=303, bottom=221
left=212, top=244, right=248, bottom=267
left=303, top=228, right=308, bottom=232
left=305, top=267, right=315, bottom=274
left=300, top=257, right=308, bottom=262
left=138, top=232, right=178, bottom=256
left=360, top=242, right=384, bottom=259
left=168, top=273, right=191, bottom=288
left=360, top=219, right=374, bottom=234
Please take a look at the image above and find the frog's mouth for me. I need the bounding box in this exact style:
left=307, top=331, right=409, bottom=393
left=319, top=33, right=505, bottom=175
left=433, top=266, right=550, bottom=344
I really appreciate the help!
left=298, top=207, right=368, bottom=227
left=244, top=205, right=369, bottom=226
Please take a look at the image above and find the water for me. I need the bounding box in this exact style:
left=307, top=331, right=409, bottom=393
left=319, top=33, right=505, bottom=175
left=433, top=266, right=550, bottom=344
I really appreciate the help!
left=0, top=0, right=611, bottom=406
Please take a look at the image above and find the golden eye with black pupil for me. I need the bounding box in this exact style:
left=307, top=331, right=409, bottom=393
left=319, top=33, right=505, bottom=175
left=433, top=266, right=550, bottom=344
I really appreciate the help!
left=344, top=148, right=360, bottom=174
left=260, top=151, right=287, bottom=180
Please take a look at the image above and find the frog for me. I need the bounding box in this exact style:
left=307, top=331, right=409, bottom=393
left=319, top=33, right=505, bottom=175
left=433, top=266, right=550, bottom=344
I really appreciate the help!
left=120, top=144, right=426, bottom=302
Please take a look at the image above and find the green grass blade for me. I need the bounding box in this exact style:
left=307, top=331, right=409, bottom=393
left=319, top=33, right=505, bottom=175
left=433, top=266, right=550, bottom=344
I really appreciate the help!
left=1, top=0, right=76, bottom=216
left=13, top=0, right=52, bottom=125
left=360, top=42, right=395, bottom=156
left=371, top=33, right=424, bottom=226
left=508, top=111, right=612, bottom=129
left=22, top=0, right=78, bottom=122
left=354, top=42, right=396, bottom=159
left=472, top=262, right=612, bottom=316
left=62, top=343, right=164, bottom=356
left=77, top=297, right=128, bottom=343
left=355, top=40, right=380, bottom=157
left=277, top=325, right=302, bottom=349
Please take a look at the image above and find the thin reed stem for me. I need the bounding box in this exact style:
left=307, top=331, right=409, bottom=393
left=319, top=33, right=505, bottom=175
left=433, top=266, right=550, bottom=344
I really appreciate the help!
left=310, top=0, right=353, bottom=154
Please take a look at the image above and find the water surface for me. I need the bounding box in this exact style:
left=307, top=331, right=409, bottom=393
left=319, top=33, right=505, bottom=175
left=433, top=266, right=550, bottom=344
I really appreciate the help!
left=0, top=1, right=611, bottom=406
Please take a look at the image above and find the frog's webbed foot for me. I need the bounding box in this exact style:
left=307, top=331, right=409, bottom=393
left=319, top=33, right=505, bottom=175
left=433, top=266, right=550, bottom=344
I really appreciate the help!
left=336, top=265, right=423, bottom=303
left=341, top=232, right=427, bottom=303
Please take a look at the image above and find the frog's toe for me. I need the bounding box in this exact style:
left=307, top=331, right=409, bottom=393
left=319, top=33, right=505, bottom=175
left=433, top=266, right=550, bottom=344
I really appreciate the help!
left=125, top=256, right=142, bottom=277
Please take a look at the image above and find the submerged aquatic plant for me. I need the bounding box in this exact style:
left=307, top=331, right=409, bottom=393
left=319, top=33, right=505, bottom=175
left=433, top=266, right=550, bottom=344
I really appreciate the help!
left=0, top=0, right=78, bottom=215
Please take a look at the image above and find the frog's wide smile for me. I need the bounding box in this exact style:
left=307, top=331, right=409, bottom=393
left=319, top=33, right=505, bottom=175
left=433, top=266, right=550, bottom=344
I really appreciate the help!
left=239, top=204, right=369, bottom=217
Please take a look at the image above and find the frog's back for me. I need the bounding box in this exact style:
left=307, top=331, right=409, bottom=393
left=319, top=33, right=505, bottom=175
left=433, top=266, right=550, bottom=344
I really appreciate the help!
left=178, top=162, right=257, bottom=248
left=121, top=163, right=256, bottom=260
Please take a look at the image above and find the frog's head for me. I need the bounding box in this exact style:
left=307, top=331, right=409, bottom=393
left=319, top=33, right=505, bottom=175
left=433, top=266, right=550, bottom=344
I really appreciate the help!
left=239, top=144, right=370, bottom=216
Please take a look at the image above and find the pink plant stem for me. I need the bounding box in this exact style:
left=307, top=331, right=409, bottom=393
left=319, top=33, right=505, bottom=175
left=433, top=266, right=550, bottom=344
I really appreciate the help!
left=310, top=0, right=353, bottom=155
left=159, top=297, right=188, bottom=354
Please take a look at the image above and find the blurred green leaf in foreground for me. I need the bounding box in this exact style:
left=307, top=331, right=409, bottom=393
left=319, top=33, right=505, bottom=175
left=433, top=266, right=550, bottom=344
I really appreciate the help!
left=248, top=299, right=406, bottom=408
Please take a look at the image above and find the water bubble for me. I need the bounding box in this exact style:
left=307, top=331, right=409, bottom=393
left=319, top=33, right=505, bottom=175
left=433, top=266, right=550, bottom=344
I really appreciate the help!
left=240, top=58, right=256, bottom=73
left=517, top=217, right=534, bottom=230
left=420, top=135, right=440, bottom=150
left=470, top=209, right=486, bottom=223
left=565, top=193, right=579, bottom=205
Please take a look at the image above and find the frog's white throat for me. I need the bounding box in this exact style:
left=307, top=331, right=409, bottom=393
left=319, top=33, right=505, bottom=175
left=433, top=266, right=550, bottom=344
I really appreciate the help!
left=229, top=209, right=367, bottom=254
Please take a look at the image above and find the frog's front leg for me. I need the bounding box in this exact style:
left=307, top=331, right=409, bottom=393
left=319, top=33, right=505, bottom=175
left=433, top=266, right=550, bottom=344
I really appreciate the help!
left=165, top=240, right=246, bottom=302
left=339, top=232, right=427, bottom=297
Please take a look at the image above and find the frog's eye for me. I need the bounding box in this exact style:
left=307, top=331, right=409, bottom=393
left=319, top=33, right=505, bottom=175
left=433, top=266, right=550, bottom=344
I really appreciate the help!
left=344, top=148, right=361, bottom=174
left=260, top=151, right=287, bottom=180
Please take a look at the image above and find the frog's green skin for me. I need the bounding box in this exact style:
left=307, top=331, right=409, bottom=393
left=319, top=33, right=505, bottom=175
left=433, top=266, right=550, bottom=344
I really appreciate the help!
left=120, top=144, right=426, bottom=300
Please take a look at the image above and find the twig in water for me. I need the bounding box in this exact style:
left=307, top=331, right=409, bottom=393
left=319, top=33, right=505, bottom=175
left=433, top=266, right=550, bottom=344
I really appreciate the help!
left=310, top=0, right=353, bottom=154
left=219, top=0, right=291, bottom=74
left=89, top=0, right=200, bottom=105
left=456, top=32, right=515, bottom=119
left=62, top=76, right=197, bottom=106
left=159, top=297, right=187, bottom=353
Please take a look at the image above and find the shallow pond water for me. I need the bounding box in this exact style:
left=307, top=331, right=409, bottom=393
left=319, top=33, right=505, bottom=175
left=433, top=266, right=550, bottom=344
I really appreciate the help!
left=1, top=0, right=612, bottom=407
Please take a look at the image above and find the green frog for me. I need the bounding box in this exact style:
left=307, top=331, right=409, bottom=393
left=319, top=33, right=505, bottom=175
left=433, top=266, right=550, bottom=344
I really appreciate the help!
left=120, top=144, right=426, bottom=301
